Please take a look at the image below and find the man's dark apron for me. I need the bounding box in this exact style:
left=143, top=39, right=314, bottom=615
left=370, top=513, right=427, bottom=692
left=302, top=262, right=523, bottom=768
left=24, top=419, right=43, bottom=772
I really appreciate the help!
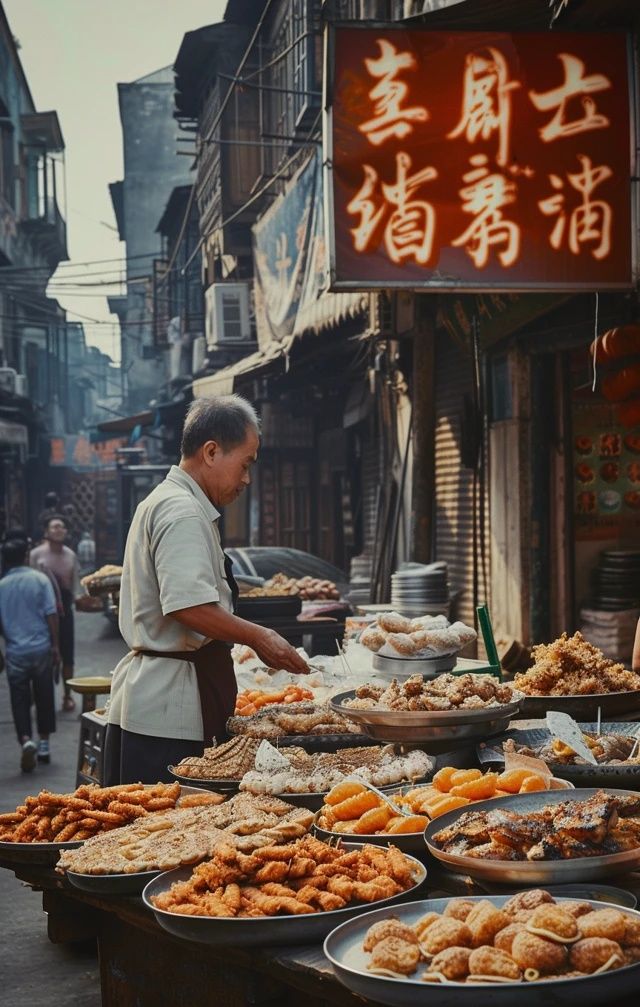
left=135, top=555, right=239, bottom=745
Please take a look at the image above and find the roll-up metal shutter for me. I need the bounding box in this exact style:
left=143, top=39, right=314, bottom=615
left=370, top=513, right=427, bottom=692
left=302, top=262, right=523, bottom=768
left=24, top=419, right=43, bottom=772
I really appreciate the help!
left=434, top=333, right=480, bottom=629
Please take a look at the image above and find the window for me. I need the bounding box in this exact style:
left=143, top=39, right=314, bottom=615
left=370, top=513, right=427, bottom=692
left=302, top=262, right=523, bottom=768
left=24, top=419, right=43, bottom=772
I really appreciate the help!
left=0, top=101, right=14, bottom=207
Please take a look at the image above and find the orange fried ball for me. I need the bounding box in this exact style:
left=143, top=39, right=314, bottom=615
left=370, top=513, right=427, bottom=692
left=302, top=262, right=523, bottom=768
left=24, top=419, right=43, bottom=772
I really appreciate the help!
left=414, top=912, right=441, bottom=940
left=569, top=937, right=624, bottom=974
left=424, top=946, right=472, bottom=981
left=431, top=767, right=459, bottom=792
left=363, top=916, right=420, bottom=953
left=494, top=922, right=526, bottom=954
left=561, top=900, right=593, bottom=919
left=369, top=936, right=421, bottom=976
left=419, top=918, right=472, bottom=956
left=466, top=900, right=510, bottom=947
left=526, top=905, right=580, bottom=944
left=443, top=899, right=476, bottom=922
left=468, top=945, right=522, bottom=981
left=623, top=916, right=640, bottom=945
left=503, top=889, right=555, bottom=922
left=578, top=909, right=627, bottom=943
left=511, top=931, right=568, bottom=975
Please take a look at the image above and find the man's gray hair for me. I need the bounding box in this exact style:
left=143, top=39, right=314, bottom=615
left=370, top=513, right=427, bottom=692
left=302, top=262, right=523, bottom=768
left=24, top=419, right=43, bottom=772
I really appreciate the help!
left=181, top=394, right=260, bottom=457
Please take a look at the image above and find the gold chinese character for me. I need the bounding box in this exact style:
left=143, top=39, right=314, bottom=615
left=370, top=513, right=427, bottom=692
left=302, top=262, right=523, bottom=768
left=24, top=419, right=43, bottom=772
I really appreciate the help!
left=538, top=154, right=613, bottom=259
left=447, top=47, right=520, bottom=167
left=452, top=154, right=520, bottom=268
left=529, top=53, right=611, bottom=142
left=358, top=38, right=429, bottom=146
left=347, top=153, right=438, bottom=265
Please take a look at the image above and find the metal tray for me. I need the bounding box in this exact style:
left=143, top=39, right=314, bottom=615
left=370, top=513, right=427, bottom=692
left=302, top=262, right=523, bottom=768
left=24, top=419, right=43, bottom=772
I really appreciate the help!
left=312, top=813, right=425, bottom=853
left=0, top=837, right=83, bottom=867
left=242, top=777, right=431, bottom=814
left=479, top=722, right=640, bottom=789
left=66, top=867, right=160, bottom=895
left=425, top=787, right=640, bottom=885
left=372, top=653, right=457, bottom=679
left=324, top=895, right=640, bottom=1007
left=541, top=883, right=636, bottom=909
left=144, top=845, right=427, bottom=947
left=168, top=769, right=240, bottom=792
left=519, top=690, right=640, bottom=720
left=330, top=690, right=522, bottom=748
left=277, top=733, right=378, bottom=752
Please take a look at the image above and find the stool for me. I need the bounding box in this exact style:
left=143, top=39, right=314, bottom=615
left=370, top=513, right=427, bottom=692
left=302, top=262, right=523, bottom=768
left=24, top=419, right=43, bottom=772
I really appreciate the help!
left=67, top=676, right=112, bottom=714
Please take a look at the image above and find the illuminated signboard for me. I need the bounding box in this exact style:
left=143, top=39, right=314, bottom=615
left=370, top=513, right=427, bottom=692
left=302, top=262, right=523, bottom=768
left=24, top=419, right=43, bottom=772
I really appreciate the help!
left=325, top=27, right=633, bottom=291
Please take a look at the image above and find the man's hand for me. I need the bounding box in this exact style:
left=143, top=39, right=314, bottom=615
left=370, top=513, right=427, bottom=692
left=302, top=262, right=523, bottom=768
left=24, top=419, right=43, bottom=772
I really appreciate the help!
left=252, top=628, right=309, bottom=674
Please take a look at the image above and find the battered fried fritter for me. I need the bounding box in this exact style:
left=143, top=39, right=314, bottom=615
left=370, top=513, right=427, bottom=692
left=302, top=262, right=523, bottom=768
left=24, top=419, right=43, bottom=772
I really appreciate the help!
left=510, top=931, right=568, bottom=974
left=578, top=909, right=627, bottom=942
left=467, top=945, right=522, bottom=981
left=425, top=946, right=472, bottom=980
left=526, top=905, right=580, bottom=943
left=363, top=916, right=420, bottom=952
left=368, top=936, right=421, bottom=976
left=569, top=937, right=623, bottom=974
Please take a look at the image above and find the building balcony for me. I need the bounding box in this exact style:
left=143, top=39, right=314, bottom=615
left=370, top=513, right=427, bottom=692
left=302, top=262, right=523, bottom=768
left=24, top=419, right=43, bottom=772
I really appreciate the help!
left=20, top=196, right=68, bottom=268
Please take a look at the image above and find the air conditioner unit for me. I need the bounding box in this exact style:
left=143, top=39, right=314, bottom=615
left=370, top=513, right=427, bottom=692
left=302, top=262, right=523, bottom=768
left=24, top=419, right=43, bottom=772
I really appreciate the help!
left=205, top=283, right=250, bottom=348
left=0, top=368, right=17, bottom=394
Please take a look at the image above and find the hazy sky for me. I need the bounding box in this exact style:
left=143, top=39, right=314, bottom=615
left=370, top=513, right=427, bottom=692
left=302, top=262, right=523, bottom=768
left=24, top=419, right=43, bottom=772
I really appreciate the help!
left=4, top=0, right=227, bottom=360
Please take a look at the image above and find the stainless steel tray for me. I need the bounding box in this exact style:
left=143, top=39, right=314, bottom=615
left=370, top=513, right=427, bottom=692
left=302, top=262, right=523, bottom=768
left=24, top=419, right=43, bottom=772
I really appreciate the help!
left=330, top=690, right=522, bottom=748
left=519, top=689, right=640, bottom=720
left=143, top=844, right=427, bottom=947
left=168, top=769, right=240, bottom=792
left=66, top=868, right=160, bottom=895
left=324, top=895, right=640, bottom=1007
left=425, top=787, right=640, bottom=884
left=372, top=653, right=457, bottom=679
left=0, top=838, right=83, bottom=867
left=480, top=722, right=640, bottom=790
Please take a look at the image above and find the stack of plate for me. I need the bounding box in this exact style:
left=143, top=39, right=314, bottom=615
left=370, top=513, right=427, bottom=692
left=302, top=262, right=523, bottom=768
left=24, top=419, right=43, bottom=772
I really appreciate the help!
left=390, top=562, right=449, bottom=617
left=591, top=549, right=640, bottom=610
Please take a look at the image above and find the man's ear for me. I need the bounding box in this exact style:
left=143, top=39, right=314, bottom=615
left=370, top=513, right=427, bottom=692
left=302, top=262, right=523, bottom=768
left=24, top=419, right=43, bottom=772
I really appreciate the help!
left=202, top=440, right=219, bottom=467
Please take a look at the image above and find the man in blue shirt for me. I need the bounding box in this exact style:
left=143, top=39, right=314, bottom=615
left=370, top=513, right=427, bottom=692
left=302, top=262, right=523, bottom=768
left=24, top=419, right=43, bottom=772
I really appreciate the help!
left=0, top=537, right=60, bottom=772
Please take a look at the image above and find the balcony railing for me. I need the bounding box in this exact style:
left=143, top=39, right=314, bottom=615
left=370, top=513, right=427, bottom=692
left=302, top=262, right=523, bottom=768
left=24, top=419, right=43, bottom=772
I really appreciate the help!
left=21, top=195, right=68, bottom=266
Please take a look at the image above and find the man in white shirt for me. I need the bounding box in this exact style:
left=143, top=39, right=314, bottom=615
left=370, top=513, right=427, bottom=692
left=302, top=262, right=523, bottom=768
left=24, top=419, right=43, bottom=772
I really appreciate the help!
left=104, top=394, right=308, bottom=784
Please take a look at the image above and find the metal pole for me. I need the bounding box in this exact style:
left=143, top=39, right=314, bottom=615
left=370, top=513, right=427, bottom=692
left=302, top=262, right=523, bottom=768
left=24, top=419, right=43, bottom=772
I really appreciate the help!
left=410, top=304, right=436, bottom=563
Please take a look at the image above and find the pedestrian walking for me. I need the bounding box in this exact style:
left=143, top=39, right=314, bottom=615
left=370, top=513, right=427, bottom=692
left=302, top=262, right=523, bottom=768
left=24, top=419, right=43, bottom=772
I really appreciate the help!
left=30, top=515, right=83, bottom=712
left=104, top=394, right=308, bottom=786
left=0, top=536, right=60, bottom=772
left=35, top=491, right=60, bottom=541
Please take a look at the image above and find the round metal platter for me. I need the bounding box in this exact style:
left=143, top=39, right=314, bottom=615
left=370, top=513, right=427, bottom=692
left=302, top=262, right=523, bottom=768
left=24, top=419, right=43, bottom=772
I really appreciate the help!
left=372, top=653, right=457, bottom=679
left=249, top=776, right=431, bottom=813
left=312, top=817, right=425, bottom=853
left=0, top=837, right=82, bottom=867
left=323, top=895, right=640, bottom=1007
left=143, top=844, right=427, bottom=947
left=519, top=690, right=640, bottom=720
left=542, top=883, right=636, bottom=909
left=425, top=787, right=640, bottom=885
left=66, top=867, right=160, bottom=895
left=330, top=690, right=522, bottom=747
left=479, top=722, right=640, bottom=790
left=168, top=768, right=240, bottom=792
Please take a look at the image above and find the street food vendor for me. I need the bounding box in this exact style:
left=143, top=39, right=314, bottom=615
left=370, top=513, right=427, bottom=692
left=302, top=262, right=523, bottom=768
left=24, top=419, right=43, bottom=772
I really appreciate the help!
left=103, top=395, right=308, bottom=785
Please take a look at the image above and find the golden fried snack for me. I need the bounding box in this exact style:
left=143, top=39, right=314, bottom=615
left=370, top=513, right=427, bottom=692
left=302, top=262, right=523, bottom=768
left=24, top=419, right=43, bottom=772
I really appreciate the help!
left=368, top=936, right=421, bottom=977
left=325, top=781, right=366, bottom=805
left=331, top=791, right=380, bottom=822
left=569, top=937, right=624, bottom=974
left=419, top=918, right=472, bottom=956
left=467, top=946, right=522, bottom=982
left=363, top=917, right=419, bottom=952
left=386, top=814, right=428, bottom=834
left=579, top=908, right=627, bottom=942
left=450, top=774, right=499, bottom=801
left=354, top=806, right=393, bottom=835
left=503, top=889, right=555, bottom=920
left=526, top=905, right=580, bottom=944
left=494, top=922, right=526, bottom=954
left=560, top=900, right=593, bottom=919
left=414, top=912, right=440, bottom=940
left=443, top=899, right=475, bottom=922
left=423, top=946, right=472, bottom=981
left=431, top=767, right=458, bottom=792
left=624, top=916, right=640, bottom=945
left=510, top=931, right=568, bottom=977
left=466, top=901, right=509, bottom=947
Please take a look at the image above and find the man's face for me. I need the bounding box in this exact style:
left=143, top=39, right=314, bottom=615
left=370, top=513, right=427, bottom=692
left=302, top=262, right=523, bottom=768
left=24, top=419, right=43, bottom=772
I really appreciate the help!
left=204, top=427, right=259, bottom=508
left=46, top=519, right=67, bottom=543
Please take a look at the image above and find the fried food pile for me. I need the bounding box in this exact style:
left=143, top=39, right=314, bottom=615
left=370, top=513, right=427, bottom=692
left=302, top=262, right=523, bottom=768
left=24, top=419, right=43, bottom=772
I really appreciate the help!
left=361, top=890, right=640, bottom=983
left=242, top=572, right=340, bottom=600
left=431, top=790, right=640, bottom=861
left=150, top=834, right=418, bottom=917
left=172, top=738, right=269, bottom=781
left=400, top=766, right=553, bottom=819
left=343, top=674, right=516, bottom=712
left=227, top=702, right=361, bottom=738
left=0, top=782, right=214, bottom=844
left=505, top=732, right=640, bottom=766
left=240, top=745, right=430, bottom=796
left=514, top=632, right=640, bottom=697
left=317, top=780, right=428, bottom=836
left=56, top=794, right=314, bottom=875
left=360, top=612, right=476, bottom=659
left=235, top=685, right=314, bottom=716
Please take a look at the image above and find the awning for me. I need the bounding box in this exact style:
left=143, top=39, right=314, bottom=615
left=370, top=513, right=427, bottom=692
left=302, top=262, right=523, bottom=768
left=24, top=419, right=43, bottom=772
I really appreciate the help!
left=0, top=419, right=28, bottom=447
left=97, top=410, right=154, bottom=434
left=293, top=290, right=368, bottom=339
left=192, top=343, right=290, bottom=399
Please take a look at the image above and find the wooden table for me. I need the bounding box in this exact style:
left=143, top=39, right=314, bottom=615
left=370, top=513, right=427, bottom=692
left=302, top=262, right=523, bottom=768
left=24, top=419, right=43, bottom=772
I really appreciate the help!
left=4, top=855, right=640, bottom=1007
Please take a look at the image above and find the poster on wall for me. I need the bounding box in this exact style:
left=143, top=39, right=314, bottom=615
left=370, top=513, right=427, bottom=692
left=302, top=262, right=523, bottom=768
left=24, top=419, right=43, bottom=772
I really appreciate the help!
left=573, top=400, right=640, bottom=541
left=326, top=26, right=633, bottom=291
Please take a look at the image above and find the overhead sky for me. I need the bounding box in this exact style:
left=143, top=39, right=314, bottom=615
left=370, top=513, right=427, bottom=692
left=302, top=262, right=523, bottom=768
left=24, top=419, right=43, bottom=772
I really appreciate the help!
left=3, top=0, right=227, bottom=361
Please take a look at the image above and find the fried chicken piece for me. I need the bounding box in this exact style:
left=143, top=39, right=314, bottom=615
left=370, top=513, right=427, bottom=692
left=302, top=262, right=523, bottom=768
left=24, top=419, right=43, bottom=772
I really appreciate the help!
left=431, top=810, right=493, bottom=849
left=553, top=791, right=618, bottom=844
left=240, top=886, right=315, bottom=916
left=569, top=937, right=623, bottom=973
left=466, top=842, right=523, bottom=861
left=368, top=936, right=421, bottom=977
left=487, top=809, right=549, bottom=852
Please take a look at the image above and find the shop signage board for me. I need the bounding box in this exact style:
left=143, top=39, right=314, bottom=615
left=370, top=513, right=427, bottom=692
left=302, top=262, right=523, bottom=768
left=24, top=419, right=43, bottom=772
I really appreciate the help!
left=325, top=26, right=634, bottom=291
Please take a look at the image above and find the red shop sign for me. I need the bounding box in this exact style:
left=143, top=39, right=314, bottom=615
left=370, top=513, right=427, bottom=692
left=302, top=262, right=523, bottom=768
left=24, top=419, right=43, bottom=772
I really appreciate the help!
left=326, top=27, right=634, bottom=291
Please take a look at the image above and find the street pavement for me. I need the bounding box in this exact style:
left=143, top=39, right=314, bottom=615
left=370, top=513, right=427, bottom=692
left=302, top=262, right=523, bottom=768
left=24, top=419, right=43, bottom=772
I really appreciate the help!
left=0, top=611, right=127, bottom=1005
